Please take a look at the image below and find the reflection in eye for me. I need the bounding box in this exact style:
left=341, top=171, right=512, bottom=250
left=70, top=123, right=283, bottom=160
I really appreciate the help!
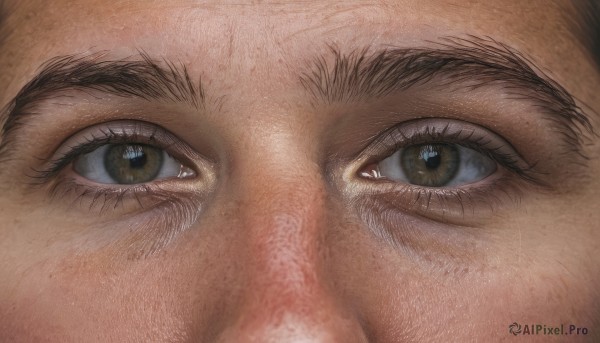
left=74, top=143, right=191, bottom=184
left=375, top=143, right=497, bottom=187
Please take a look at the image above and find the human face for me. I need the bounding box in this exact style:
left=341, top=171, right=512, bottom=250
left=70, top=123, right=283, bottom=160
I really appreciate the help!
left=0, top=1, right=599, bottom=341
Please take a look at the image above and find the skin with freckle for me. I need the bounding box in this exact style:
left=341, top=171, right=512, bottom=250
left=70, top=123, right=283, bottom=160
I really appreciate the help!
left=0, top=0, right=599, bottom=342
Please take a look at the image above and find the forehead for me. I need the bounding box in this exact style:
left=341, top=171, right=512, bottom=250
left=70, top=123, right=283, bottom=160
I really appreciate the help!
left=1, top=1, right=575, bottom=47
left=0, top=0, right=589, bottom=104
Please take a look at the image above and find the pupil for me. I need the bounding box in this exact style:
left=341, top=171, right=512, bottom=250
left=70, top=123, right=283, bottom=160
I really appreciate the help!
left=123, top=146, right=147, bottom=169
left=421, top=147, right=441, bottom=169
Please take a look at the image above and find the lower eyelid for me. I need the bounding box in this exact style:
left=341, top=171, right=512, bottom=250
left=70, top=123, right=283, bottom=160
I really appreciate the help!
left=353, top=193, right=494, bottom=267
left=351, top=171, right=523, bottom=225
left=45, top=173, right=205, bottom=216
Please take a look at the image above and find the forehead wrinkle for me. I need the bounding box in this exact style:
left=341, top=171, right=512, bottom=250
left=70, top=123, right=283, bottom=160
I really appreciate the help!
left=0, top=1, right=596, bottom=115
left=52, top=0, right=370, bottom=18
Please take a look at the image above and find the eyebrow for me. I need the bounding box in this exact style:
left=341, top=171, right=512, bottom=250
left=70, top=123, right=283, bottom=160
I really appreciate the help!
left=0, top=52, right=204, bottom=157
left=0, top=0, right=8, bottom=45
left=0, top=36, right=594, bottom=162
left=570, top=0, right=600, bottom=69
left=300, top=36, right=595, bottom=157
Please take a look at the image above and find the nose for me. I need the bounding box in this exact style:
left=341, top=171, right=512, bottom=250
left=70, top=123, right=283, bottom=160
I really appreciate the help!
left=215, top=169, right=368, bottom=342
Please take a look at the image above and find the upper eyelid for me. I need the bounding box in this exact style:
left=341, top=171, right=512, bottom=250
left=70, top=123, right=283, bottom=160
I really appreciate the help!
left=360, top=119, right=516, bottom=158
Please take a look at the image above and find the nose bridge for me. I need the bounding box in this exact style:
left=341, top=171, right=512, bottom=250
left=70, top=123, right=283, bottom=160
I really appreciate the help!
left=215, top=156, right=367, bottom=342
left=241, top=171, right=328, bottom=313
left=232, top=120, right=328, bottom=292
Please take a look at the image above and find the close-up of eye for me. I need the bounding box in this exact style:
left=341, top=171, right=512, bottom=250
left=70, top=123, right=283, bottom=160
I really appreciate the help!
left=28, top=120, right=208, bottom=214
left=36, top=121, right=199, bottom=185
left=356, top=119, right=531, bottom=191
left=348, top=119, right=543, bottom=223
left=73, top=143, right=193, bottom=184
left=365, top=142, right=496, bottom=187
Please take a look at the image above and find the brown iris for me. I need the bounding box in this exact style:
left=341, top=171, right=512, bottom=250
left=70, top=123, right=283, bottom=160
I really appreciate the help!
left=400, top=143, right=459, bottom=187
left=104, top=144, right=164, bottom=184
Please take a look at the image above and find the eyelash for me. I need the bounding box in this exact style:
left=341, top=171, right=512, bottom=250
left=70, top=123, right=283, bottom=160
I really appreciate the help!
left=361, top=120, right=541, bottom=184
left=350, top=119, right=547, bottom=222
left=34, top=126, right=162, bottom=180
left=30, top=122, right=202, bottom=213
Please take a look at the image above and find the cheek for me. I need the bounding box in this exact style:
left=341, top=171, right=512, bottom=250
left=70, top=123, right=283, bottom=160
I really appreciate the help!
left=2, top=195, right=599, bottom=341
left=338, top=259, right=599, bottom=342
left=0, top=250, right=180, bottom=339
left=325, top=215, right=600, bottom=342
left=0, top=218, right=238, bottom=341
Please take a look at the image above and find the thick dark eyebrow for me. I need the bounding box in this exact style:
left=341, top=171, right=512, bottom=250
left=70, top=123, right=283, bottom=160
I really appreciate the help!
left=0, top=52, right=204, bottom=157
left=569, top=0, right=600, bottom=69
left=300, top=36, right=595, bottom=157
left=0, top=1, right=5, bottom=25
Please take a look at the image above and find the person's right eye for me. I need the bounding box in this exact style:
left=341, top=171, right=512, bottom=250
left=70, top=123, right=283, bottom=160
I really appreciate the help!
left=73, top=143, right=194, bottom=185
left=32, top=120, right=211, bottom=214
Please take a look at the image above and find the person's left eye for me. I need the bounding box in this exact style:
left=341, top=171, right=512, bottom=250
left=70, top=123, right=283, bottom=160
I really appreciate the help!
left=368, top=143, right=496, bottom=187
left=349, top=118, right=538, bottom=222
left=73, top=143, right=190, bottom=185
